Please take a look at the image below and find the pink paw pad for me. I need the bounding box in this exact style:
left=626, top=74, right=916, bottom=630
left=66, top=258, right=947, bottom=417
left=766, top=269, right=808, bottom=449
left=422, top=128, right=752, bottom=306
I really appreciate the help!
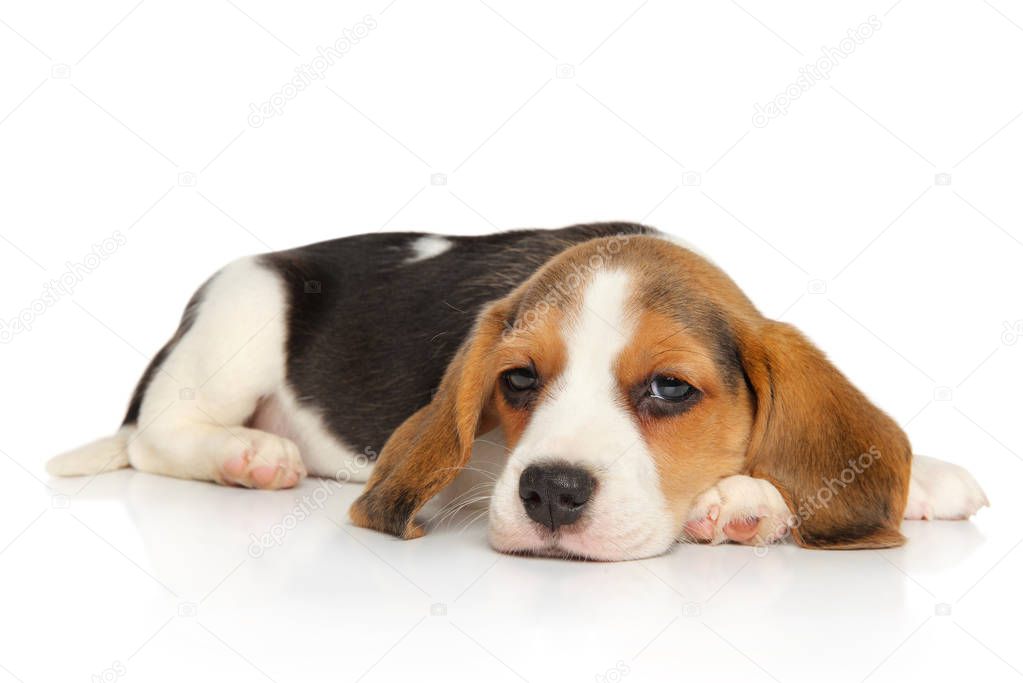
left=722, top=517, right=761, bottom=543
left=219, top=440, right=304, bottom=490
left=684, top=504, right=719, bottom=541
left=686, top=476, right=792, bottom=546
left=222, top=452, right=250, bottom=480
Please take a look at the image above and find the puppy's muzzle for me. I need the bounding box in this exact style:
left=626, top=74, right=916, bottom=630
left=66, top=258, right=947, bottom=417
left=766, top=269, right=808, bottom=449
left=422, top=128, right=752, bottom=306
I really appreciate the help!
left=518, top=463, right=595, bottom=531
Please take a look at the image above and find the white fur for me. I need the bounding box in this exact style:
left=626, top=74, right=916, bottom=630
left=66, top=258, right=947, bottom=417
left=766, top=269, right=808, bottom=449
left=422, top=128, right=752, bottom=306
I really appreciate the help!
left=488, top=269, right=677, bottom=560
left=405, top=235, right=452, bottom=263
left=49, top=257, right=373, bottom=487
left=47, top=427, right=132, bottom=476
left=121, top=257, right=299, bottom=485
left=250, top=388, right=372, bottom=483
left=905, top=455, right=988, bottom=520
left=686, top=475, right=791, bottom=544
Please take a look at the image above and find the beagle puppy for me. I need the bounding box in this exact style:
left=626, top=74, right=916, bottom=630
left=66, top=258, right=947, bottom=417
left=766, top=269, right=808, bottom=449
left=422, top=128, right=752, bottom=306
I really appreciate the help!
left=48, top=223, right=988, bottom=560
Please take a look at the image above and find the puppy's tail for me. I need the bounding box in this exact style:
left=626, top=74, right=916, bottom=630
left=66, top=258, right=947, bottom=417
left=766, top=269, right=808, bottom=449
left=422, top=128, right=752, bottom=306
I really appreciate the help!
left=46, top=427, right=134, bottom=476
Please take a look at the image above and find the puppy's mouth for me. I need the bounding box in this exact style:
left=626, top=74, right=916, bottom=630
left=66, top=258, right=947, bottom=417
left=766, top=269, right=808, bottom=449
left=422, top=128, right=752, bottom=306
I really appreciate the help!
left=489, top=522, right=597, bottom=561
left=512, top=520, right=591, bottom=559
left=488, top=512, right=668, bottom=562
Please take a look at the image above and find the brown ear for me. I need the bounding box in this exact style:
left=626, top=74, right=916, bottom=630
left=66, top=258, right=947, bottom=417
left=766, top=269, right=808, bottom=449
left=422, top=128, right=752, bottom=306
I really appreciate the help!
left=349, top=300, right=508, bottom=539
left=739, top=319, right=912, bottom=549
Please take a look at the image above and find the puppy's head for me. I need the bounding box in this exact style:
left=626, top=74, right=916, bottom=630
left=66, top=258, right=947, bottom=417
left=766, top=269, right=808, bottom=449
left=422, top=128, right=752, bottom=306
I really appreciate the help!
left=351, top=235, right=911, bottom=559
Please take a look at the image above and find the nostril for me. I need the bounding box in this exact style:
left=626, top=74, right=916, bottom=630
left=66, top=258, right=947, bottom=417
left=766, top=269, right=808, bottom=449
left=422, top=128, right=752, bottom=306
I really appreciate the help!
left=518, top=463, right=595, bottom=530
left=521, top=491, right=543, bottom=509
left=558, top=493, right=584, bottom=509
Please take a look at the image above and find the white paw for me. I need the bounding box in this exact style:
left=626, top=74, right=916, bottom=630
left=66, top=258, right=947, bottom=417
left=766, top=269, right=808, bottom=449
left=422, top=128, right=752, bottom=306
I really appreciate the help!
left=218, top=431, right=305, bottom=490
left=905, top=455, right=988, bottom=520
left=685, top=475, right=792, bottom=545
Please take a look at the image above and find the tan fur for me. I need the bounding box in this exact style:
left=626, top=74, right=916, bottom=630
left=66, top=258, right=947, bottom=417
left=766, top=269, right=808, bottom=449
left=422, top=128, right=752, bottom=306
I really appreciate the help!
left=618, top=311, right=753, bottom=533
left=349, top=234, right=913, bottom=550
left=736, top=320, right=911, bottom=548
left=491, top=310, right=568, bottom=449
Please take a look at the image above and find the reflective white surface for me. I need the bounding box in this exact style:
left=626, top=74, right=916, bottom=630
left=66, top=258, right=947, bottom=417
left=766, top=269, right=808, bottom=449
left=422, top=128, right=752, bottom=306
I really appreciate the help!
left=2, top=0, right=1023, bottom=680
left=1, top=457, right=1018, bottom=683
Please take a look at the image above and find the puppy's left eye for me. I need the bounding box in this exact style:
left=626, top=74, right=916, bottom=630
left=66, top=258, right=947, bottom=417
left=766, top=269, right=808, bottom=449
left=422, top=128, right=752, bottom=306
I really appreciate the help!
left=503, top=366, right=539, bottom=392
left=500, top=365, right=540, bottom=410
left=649, top=375, right=695, bottom=401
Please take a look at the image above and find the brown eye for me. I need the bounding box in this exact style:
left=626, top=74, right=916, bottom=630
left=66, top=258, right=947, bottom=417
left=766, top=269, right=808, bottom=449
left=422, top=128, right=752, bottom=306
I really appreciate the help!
left=500, top=365, right=540, bottom=410
left=634, top=374, right=702, bottom=417
left=503, top=366, right=539, bottom=392
left=649, top=375, right=695, bottom=402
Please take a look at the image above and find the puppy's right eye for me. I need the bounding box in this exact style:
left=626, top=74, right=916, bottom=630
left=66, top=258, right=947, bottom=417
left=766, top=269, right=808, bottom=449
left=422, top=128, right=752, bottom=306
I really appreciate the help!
left=502, top=366, right=539, bottom=392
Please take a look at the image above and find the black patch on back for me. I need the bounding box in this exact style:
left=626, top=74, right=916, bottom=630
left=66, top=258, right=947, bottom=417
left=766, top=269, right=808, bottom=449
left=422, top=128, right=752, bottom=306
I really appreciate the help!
left=262, top=223, right=656, bottom=457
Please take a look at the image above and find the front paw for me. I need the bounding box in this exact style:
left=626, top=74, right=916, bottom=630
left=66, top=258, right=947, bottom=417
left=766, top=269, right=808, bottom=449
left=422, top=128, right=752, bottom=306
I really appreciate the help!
left=685, top=475, right=792, bottom=546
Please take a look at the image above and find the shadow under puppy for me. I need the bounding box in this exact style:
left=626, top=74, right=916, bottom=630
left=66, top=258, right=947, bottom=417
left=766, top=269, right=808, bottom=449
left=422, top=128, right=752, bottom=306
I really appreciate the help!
left=48, top=223, right=988, bottom=560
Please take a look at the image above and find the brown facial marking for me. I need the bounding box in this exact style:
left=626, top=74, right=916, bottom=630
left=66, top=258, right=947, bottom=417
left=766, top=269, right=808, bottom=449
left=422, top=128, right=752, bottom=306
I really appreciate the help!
left=617, top=236, right=913, bottom=548
left=491, top=305, right=568, bottom=449
left=617, top=309, right=754, bottom=530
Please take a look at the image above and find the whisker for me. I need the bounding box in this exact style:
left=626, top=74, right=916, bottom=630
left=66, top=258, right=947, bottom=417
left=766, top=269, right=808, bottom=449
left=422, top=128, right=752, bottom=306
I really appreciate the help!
left=458, top=507, right=491, bottom=534
left=430, top=496, right=487, bottom=527
left=428, top=487, right=490, bottom=521
left=431, top=493, right=494, bottom=527
left=472, top=438, right=514, bottom=454
left=431, top=465, right=501, bottom=480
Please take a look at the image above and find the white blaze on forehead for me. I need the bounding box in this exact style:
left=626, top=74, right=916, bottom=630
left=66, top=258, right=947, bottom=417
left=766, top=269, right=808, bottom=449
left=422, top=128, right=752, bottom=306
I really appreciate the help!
left=406, top=235, right=452, bottom=263
left=519, top=268, right=637, bottom=460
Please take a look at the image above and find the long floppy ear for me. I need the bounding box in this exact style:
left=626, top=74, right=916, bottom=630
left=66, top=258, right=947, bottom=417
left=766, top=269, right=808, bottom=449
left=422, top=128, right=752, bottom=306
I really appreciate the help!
left=739, top=319, right=913, bottom=549
left=349, top=300, right=509, bottom=540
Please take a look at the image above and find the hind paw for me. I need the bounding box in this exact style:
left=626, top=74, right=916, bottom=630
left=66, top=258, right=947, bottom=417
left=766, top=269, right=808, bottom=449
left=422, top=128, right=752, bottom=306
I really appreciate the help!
left=906, top=455, right=988, bottom=520
left=218, top=433, right=305, bottom=490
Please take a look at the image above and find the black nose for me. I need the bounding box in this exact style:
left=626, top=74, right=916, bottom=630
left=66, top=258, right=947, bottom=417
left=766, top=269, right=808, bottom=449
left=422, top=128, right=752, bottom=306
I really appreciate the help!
left=519, top=464, right=595, bottom=531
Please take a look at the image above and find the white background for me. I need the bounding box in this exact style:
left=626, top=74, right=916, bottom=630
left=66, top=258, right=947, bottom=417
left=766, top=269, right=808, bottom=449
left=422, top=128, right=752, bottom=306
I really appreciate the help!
left=2, top=1, right=1023, bottom=681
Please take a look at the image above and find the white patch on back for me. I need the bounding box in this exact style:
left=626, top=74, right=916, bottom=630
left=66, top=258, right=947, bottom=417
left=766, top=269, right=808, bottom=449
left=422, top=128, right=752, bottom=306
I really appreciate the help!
left=406, top=235, right=452, bottom=263
left=488, top=269, right=677, bottom=560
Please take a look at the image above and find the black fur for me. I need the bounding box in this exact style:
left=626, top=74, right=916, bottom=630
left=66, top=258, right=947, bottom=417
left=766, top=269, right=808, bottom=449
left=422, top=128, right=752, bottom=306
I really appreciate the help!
left=123, top=223, right=656, bottom=457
